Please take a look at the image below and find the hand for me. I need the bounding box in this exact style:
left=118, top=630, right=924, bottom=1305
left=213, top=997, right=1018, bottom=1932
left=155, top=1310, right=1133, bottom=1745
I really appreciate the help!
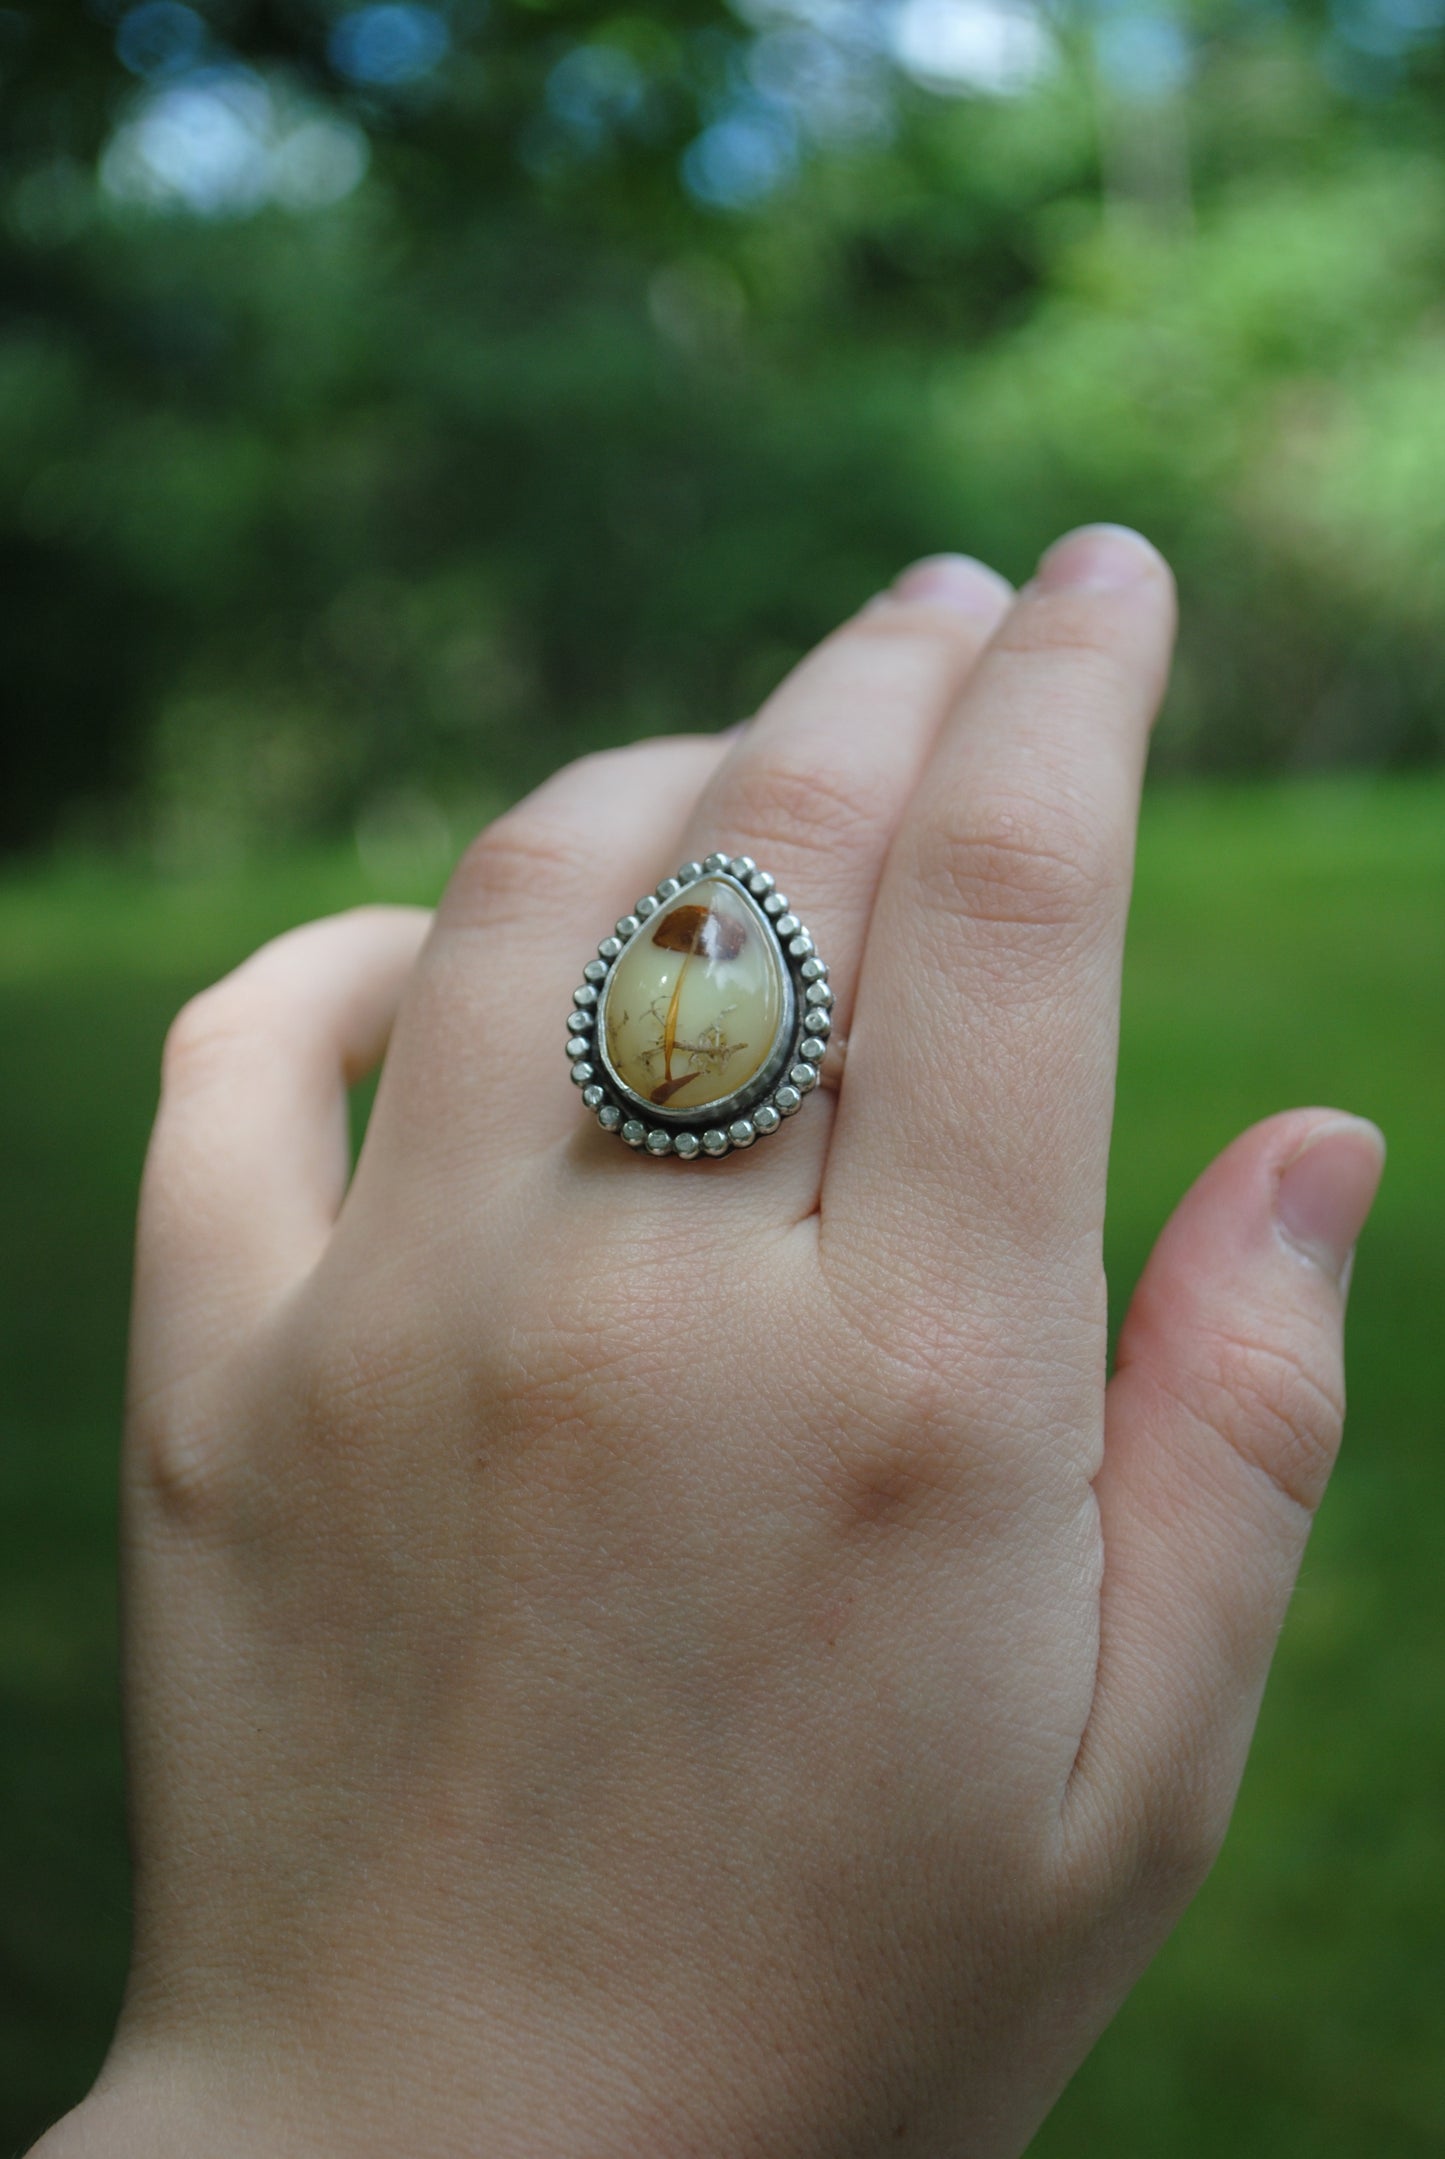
left=40, top=527, right=1383, bottom=2159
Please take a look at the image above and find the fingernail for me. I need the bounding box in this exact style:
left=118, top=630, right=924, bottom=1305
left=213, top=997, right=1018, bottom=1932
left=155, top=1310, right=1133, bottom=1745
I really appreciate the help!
left=1275, top=1117, right=1387, bottom=1285
left=1034, top=524, right=1162, bottom=595
left=888, top=553, right=1012, bottom=617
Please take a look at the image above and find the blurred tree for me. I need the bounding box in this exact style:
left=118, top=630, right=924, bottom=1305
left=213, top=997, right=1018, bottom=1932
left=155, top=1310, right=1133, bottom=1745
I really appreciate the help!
left=1, top=0, right=1443, bottom=854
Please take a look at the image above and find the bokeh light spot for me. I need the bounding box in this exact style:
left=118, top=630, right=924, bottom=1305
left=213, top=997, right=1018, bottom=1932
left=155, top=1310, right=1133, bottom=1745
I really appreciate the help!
left=100, top=66, right=371, bottom=218
left=328, top=4, right=451, bottom=88
left=892, top=0, right=1054, bottom=98
left=682, top=105, right=799, bottom=211
left=115, top=2, right=208, bottom=79
left=102, top=67, right=272, bottom=216
left=271, top=117, right=372, bottom=210
left=544, top=43, right=646, bottom=148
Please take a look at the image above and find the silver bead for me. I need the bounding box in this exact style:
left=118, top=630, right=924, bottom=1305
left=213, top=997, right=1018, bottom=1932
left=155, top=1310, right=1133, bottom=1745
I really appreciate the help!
left=656, top=877, right=681, bottom=901
left=677, top=861, right=703, bottom=884
left=748, top=870, right=775, bottom=897
left=566, top=1036, right=591, bottom=1060
left=636, top=894, right=659, bottom=918
left=774, top=1085, right=802, bottom=1116
left=582, top=1085, right=605, bottom=1109
left=622, top=1119, right=647, bottom=1147
left=568, top=1006, right=594, bottom=1030
left=728, top=1118, right=757, bottom=1148
left=729, top=855, right=756, bottom=880
left=763, top=892, right=788, bottom=917
left=753, top=1103, right=781, bottom=1134
left=803, top=1008, right=830, bottom=1037
left=574, top=983, right=599, bottom=1008
left=615, top=915, right=640, bottom=939
left=805, top=981, right=834, bottom=1009
left=703, top=852, right=729, bottom=873
left=598, top=1104, right=621, bottom=1131
left=791, top=1063, right=819, bottom=1093
left=801, top=957, right=828, bottom=982
left=571, top=1061, right=596, bottom=1086
left=789, top=933, right=814, bottom=959
left=673, top=1131, right=702, bottom=1159
left=598, top=936, right=623, bottom=961
left=702, top=1128, right=730, bottom=1156
left=774, top=913, right=800, bottom=939
left=645, top=1129, right=673, bottom=1156
left=800, top=1037, right=827, bottom=1063
left=583, top=959, right=609, bottom=983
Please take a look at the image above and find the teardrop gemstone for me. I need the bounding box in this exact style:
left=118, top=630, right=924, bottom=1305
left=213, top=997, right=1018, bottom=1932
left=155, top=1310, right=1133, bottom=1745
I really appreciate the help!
left=599, top=877, right=790, bottom=1118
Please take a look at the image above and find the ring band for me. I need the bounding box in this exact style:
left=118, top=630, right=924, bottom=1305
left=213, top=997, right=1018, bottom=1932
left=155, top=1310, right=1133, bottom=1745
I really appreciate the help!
left=567, top=852, right=832, bottom=1159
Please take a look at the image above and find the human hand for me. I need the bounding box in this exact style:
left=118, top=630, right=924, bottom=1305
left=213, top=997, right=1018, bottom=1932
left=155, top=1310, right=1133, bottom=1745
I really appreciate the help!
left=40, top=527, right=1383, bottom=2158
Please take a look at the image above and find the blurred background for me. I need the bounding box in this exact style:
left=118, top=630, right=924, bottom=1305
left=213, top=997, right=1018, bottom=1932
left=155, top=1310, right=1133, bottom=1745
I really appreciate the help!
left=1, top=0, right=1442, bottom=2149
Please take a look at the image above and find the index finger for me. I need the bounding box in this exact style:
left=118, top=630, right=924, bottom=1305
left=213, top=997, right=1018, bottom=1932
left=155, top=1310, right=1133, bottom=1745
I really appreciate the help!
left=824, top=526, right=1177, bottom=1361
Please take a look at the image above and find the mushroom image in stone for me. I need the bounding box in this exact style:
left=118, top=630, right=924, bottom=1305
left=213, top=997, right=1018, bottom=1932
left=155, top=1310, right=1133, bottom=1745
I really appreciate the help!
left=600, top=877, right=789, bottom=1115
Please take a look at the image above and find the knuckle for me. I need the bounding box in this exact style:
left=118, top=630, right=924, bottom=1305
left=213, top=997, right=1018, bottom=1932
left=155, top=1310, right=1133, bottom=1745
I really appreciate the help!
left=1136, top=1777, right=1230, bottom=1908
left=992, top=592, right=1142, bottom=674
left=158, top=910, right=394, bottom=1094
left=160, top=987, right=251, bottom=1093
left=721, top=754, right=880, bottom=869
left=126, top=1373, right=247, bottom=1535
left=843, top=601, right=991, bottom=666
left=1082, top=1779, right=1228, bottom=1923
left=1062, top=1744, right=1233, bottom=1929
left=911, top=795, right=1118, bottom=936
left=1200, top=1325, right=1345, bottom=1514
left=783, top=602, right=984, bottom=718
left=446, top=805, right=580, bottom=930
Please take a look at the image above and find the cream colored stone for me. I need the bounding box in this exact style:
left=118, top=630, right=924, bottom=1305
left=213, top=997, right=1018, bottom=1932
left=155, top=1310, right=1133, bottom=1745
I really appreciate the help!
left=600, top=877, right=788, bottom=1116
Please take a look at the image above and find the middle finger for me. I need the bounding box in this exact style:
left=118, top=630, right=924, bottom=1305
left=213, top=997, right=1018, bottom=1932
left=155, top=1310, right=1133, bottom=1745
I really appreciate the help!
left=828, top=525, right=1177, bottom=1327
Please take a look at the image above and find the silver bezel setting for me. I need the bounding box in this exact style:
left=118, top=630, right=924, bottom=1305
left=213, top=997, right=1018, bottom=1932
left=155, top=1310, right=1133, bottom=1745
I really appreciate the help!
left=567, top=853, right=832, bottom=1159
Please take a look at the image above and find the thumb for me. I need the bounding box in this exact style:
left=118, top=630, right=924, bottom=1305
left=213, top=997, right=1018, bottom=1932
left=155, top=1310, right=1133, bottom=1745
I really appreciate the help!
left=1065, top=1110, right=1385, bottom=1895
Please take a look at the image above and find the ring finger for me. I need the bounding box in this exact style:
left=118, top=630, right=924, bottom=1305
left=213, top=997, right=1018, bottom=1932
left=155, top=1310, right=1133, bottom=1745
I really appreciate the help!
left=662, top=556, right=1013, bottom=1192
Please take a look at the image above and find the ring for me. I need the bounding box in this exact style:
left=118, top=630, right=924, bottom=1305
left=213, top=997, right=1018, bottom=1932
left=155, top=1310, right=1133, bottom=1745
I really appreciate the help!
left=567, top=852, right=833, bottom=1159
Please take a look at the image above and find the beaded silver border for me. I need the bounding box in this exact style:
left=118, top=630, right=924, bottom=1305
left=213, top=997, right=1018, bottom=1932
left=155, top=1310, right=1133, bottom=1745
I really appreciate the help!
left=567, top=852, right=833, bottom=1160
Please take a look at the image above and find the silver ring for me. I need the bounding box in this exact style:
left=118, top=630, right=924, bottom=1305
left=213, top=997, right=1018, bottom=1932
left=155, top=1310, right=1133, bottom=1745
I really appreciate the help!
left=567, top=852, right=832, bottom=1159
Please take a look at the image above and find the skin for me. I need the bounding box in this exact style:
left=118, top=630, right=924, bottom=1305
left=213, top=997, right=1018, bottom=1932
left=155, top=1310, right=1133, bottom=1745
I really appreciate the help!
left=33, top=526, right=1384, bottom=2159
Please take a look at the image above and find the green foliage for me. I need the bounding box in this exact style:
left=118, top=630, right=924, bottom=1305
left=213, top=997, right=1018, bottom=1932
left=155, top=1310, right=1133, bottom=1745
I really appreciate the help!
left=1, top=2, right=1444, bottom=850
left=1, top=776, right=1442, bottom=2147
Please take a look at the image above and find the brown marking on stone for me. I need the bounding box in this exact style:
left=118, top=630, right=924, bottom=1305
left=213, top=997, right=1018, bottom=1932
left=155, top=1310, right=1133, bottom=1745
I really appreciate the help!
left=651, top=905, right=747, bottom=962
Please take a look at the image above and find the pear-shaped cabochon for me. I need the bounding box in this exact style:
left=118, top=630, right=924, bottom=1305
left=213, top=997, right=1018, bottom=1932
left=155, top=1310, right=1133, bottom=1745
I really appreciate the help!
left=599, top=877, right=790, bottom=1118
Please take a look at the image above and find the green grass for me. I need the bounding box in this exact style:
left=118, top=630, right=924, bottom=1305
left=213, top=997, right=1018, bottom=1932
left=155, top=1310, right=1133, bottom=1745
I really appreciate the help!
left=1, top=777, right=1442, bottom=2153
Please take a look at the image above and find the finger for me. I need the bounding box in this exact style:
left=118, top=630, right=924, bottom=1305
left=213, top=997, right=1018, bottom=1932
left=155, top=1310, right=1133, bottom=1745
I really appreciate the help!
left=671, top=555, right=1014, bottom=1084
left=828, top=526, right=1176, bottom=1346
left=370, top=733, right=731, bottom=1173
left=132, top=906, right=429, bottom=1390
left=1063, top=1111, right=1385, bottom=1902
left=632, top=556, right=1010, bottom=1211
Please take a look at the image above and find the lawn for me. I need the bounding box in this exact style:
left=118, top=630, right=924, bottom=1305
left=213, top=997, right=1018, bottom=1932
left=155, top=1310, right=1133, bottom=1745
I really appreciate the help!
left=1, top=777, right=1441, bottom=2154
